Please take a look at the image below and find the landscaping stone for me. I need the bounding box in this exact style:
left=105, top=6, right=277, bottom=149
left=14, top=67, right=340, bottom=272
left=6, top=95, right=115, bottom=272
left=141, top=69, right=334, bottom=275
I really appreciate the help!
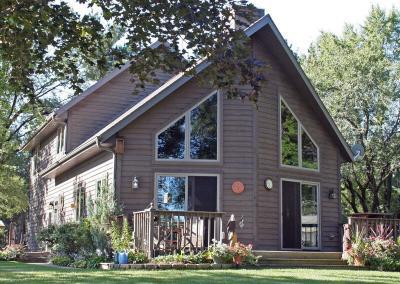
left=129, top=264, right=144, bottom=269
left=171, top=263, right=186, bottom=269
left=144, top=263, right=158, bottom=269
left=158, top=264, right=172, bottom=269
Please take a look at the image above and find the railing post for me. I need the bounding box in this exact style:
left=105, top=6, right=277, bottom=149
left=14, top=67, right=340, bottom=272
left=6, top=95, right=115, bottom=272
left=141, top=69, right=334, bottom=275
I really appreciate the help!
left=148, top=208, right=154, bottom=259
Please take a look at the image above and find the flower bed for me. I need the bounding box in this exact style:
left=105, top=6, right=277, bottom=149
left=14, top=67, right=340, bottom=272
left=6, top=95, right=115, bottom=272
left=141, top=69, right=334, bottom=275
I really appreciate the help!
left=0, top=244, right=26, bottom=261
left=345, top=225, right=400, bottom=271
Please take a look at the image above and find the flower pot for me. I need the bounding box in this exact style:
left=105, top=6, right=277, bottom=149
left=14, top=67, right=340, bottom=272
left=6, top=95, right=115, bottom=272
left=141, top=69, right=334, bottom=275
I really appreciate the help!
left=233, top=255, right=242, bottom=265
left=118, top=252, right=128, bottom=264
left=353, top=255, right=364, bottom=267
left=212, top=256, right=224, bottom=264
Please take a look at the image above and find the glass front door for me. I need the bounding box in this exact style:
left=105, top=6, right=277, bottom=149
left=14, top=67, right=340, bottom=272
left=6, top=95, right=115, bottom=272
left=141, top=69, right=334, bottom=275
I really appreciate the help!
left=282, top=180, right=319, bottom=250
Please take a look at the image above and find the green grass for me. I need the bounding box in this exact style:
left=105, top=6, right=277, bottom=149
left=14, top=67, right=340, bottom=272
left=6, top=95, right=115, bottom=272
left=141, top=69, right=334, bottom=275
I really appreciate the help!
left=0, top=261, right=399, bottom=283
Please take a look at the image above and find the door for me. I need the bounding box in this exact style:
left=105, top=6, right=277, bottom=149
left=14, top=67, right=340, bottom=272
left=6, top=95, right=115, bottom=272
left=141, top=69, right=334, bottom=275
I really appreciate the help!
left=282, top=180, right=320, bottom=250
left=282, top=180, right=302, bottom=249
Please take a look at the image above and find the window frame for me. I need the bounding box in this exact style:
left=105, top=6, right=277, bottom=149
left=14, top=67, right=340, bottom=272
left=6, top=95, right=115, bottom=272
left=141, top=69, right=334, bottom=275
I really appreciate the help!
left=154, top=173, right=221, bottom=212
left=279, top=96, right=320, bottom=172
left=56, top=125, right=67, bottom=156
left=155, top=91, right=221, bottom=162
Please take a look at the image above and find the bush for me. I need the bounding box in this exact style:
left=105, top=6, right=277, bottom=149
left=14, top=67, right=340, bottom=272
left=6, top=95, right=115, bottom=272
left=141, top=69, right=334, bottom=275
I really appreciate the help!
left=153, top=251, right=211, bottom=264
left=85, top=255, right=107, bottom=269
left=71, top=259, right=88, bottom=269
left=128, top=250, right=148, bottom=264
left=0, top=244, right=26, bottom=261
left=51, top=256, right=73, bottom=267
left=208, top=241, right=233, bottom=264
left=38, top=222, right=95, bottom=257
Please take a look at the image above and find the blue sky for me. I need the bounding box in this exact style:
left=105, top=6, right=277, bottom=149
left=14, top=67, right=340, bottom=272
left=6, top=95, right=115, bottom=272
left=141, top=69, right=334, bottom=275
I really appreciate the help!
left=252, top=0, right=400, bottom=54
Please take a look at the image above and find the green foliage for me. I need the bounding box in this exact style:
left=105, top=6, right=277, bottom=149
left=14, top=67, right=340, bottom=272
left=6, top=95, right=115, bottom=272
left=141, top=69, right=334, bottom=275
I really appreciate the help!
left=110, top=218, right=131, bottom=252
left=87, top=180, right=121, bottom=257
left=51, top=256, right=73, bottom=267
left=0, top=244, right=26, bottom=261
left=38, top=222, right=95, bottom=257
left=127, top=250, right=149, bottom=264
left=301, top=6, right=400, bottom=214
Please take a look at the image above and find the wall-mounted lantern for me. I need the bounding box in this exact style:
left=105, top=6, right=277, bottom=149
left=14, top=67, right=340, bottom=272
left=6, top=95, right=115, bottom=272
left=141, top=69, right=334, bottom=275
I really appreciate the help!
left=264, top=178, right=273, bottom=191
left=132, top=177, right=139, bottom=190
left=328, top=189, right=337, bottom=200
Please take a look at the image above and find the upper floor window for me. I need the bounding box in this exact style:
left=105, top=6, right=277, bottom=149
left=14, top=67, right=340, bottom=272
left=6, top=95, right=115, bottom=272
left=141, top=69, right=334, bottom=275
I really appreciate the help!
left=56, top=125, right=66, bottom=154
left=156, top=92, right=219, bottom=161
left=73, top=181, right=86, bottom=221
left=280, top=98, right=319, bottom=170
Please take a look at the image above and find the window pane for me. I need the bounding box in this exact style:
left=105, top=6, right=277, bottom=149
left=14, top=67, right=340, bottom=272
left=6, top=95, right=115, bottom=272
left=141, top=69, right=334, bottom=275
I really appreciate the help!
left=281, top=101, right=299, bottom=166
left=188, top=176, right=217, bottom=211
left=157, top=176, right=186, bottom=211
left=190, top=93, right=218, bottom=159
left=302, top=128, right=318, bottom=169
left=301, top=184, right=318, bottom=248
left=157, top=117, right=185, bottom=159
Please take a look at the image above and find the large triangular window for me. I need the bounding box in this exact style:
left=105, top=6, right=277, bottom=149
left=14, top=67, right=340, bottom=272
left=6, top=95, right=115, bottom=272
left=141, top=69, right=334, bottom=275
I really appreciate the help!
left=280, top=98, right=319, bottom=170
left=156, top=92, right=219, bottom=161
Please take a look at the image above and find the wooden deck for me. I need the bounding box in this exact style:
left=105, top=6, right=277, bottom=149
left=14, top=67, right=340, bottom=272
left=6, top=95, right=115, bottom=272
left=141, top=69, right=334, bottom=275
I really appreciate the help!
left=133, top=207, right=225, bottom=258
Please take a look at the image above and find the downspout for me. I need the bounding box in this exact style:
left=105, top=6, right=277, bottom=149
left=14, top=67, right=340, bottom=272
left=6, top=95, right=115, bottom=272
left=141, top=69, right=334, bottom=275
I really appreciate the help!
left=95, top=137, right=118, bottom=201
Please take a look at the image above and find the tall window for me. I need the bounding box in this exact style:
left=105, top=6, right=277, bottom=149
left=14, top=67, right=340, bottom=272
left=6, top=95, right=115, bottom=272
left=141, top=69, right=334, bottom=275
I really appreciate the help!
left=156, top=174, right=218, bottom=212
left=156, top=92, right=219, bottom=161
left=280, top=98, right=319, bottom=170
left=74, top=181, right=86, bottom=221
left=56, top=126, right=66, bottom=154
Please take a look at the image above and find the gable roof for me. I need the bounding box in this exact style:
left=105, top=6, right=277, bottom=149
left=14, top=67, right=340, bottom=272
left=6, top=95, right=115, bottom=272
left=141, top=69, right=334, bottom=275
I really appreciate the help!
left=39, top=14, right=353, bottom=177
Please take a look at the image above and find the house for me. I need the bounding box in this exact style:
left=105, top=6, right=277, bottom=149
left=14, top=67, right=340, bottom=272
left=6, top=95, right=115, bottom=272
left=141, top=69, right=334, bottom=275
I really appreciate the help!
left=22, top=12, right=353, bottom=253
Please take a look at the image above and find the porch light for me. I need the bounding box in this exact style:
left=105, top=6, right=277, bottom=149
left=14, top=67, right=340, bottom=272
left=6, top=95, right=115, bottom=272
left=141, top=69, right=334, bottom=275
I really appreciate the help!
left=328, top=189, right=337, bottom=200
left=132, top=177, right=139, bottom=190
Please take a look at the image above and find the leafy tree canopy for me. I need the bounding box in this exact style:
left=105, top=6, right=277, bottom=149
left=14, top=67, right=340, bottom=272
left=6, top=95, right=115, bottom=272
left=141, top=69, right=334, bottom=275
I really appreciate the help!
left=301, top=6, right=400, bottom=214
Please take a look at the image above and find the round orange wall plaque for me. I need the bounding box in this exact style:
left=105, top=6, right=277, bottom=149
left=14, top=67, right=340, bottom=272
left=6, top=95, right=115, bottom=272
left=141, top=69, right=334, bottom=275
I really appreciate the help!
left=232, top=181, right=245, bottom=194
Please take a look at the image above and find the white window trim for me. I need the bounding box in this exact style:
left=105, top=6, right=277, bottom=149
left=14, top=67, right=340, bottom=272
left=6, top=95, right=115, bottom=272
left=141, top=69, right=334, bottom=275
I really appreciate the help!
left=279, top=178, right=321, bottom=251
left=155, top=90, right=221, bottom=162
left=154, top=173, right=221, bottom=212
left=56, top=125, right=67, bottom=156
left=279, top=96, right=320, bottom=172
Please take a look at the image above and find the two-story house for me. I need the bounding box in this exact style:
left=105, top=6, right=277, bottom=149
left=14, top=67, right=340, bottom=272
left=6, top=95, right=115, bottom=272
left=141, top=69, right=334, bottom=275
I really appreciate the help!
left=22, top=12, right=352, bottom=253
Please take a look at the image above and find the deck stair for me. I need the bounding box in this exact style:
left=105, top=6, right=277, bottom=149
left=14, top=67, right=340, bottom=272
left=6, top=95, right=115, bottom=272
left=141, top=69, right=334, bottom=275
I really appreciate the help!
left=19, top=251, right=50, bottom=263
left=254, top=251, right=347, bottom=267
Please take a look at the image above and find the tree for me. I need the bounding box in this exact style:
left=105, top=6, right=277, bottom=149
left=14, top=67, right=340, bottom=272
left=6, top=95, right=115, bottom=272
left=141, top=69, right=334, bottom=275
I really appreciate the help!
left=301, top=6, right=400, bottom=214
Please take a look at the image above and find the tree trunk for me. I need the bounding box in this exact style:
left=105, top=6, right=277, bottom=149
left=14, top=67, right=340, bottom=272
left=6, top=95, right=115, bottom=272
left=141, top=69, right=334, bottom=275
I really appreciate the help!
left=385, top=174, right=393, bottom=212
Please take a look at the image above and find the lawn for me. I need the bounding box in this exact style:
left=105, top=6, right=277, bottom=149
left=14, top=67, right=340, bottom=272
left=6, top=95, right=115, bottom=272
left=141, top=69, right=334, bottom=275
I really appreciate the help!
left=0, top=262, right=399, bottom=284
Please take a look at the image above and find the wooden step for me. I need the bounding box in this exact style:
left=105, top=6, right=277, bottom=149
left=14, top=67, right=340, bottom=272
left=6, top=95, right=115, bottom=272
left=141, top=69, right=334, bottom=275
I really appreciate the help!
left=254, top=250, right=342, bottom=260
left=19, top=251, right=51, bottom=263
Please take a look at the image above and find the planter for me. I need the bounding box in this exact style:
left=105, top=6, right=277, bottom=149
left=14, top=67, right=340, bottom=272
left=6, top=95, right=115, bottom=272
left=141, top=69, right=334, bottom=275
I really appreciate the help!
left=233, top=255, right=242, bottom=265
left=118, top=252, right=128, bottom=264
left=353, top=256, right=364, bottom=267
left=212, top=256, right=225, bottom=264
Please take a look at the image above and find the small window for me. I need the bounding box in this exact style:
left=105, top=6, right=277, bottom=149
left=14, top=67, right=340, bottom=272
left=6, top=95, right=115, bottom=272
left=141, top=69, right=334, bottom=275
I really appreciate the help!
left=280, top=98, right=319, bottom=170
left=74, top=182, right=86, bottom=221
left=56, top=126, right=66, bottom=154
left=156, top=92, right=219, bottom=161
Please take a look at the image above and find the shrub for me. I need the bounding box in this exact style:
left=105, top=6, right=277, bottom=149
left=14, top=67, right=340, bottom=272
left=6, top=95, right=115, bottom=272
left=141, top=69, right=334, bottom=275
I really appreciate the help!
left=51, top=256, right=73, bottom=267
left=153, top=251, right=212, bottom=264
left=85, top=255, right=107, bottom=268
left=110, top=218, right=131, bottom=252
left=128, top=250, right=149, bottom=264
left=0, top=244, right=26, bottom=261
left=71, top=259, right=88, bottom=269
left=38, top=222, right=95, bottom=257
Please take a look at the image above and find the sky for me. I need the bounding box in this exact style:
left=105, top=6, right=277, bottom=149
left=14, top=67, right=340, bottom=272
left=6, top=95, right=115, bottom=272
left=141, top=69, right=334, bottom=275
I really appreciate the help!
left=251, top=0, right=400, bottom=54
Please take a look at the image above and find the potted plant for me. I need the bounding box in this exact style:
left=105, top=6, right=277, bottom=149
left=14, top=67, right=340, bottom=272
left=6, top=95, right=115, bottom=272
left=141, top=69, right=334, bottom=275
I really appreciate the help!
left=110, top=218, right=131, bottom=264
left=230, top=242, right=253, bottom=265
left=209, top=240, right=233, bottom=264
left=347, top=228, right=367, bottom=266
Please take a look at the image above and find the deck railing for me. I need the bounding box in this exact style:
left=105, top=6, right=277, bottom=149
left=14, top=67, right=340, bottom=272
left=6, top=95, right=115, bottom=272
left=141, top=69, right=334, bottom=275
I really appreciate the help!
left=133, top=207, right=225, bottom=258
left=348, top=216, right=400, bottom=239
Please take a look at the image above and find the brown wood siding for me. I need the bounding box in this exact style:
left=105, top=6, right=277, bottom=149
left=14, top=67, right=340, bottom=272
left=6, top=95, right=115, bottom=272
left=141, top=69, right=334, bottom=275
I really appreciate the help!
left=67, top=70, right=172, bottom=150
left=253, top=39, right=342, bottom=251
left=27, top=152, right=114, bottom=250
